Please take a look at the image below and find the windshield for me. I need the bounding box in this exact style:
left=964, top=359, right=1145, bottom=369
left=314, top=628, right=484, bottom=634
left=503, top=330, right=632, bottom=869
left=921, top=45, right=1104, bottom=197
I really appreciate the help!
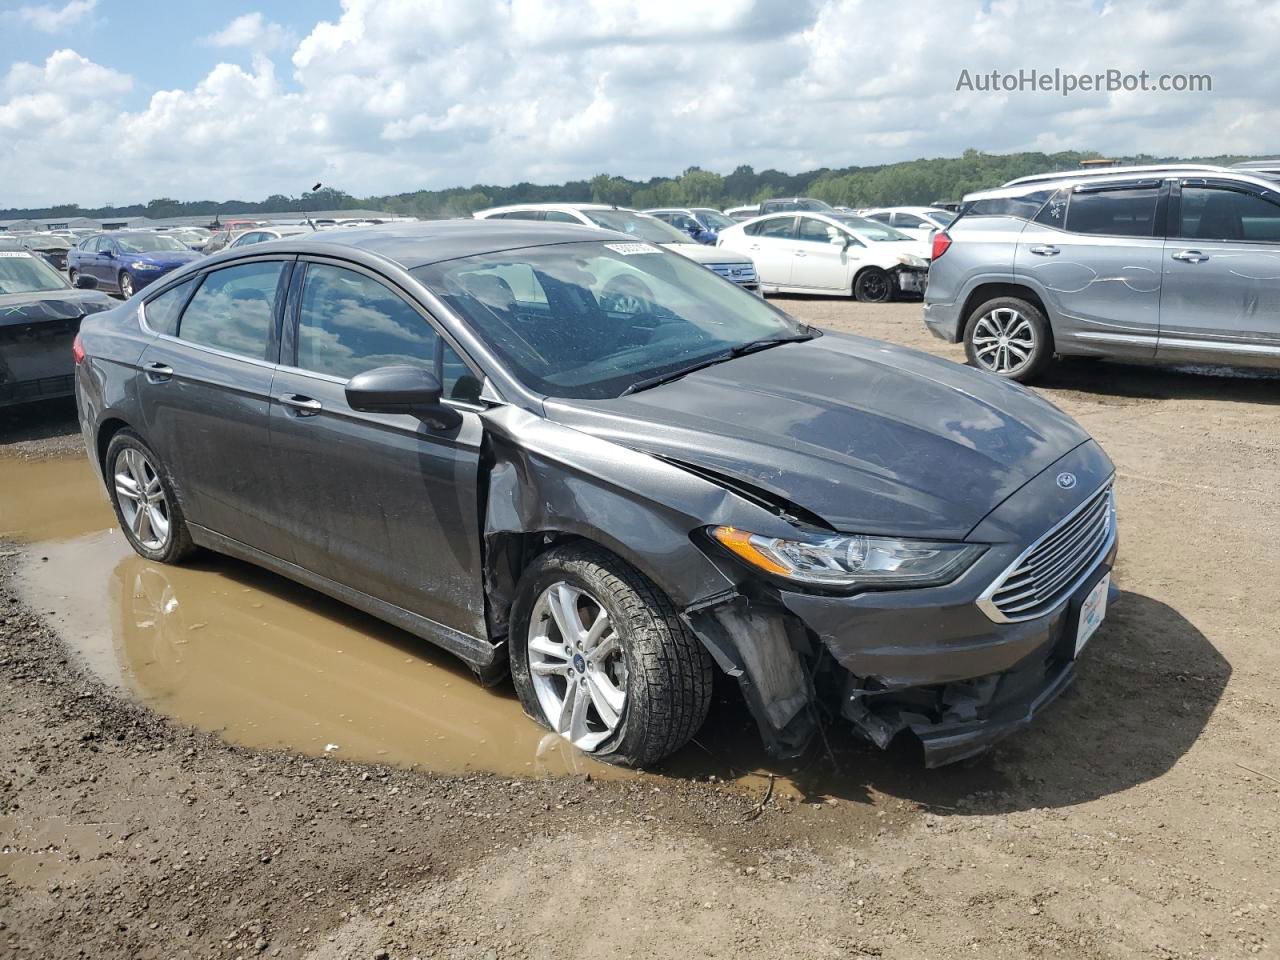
left=831, top=216, right=915, bottom=242
left=23, top=236, right=70, bottom=250
left=114, top=234, right=190, bottom=254
left=581, top=210, right=691, bottom=245
left=414, top=241, right=808, bottom=399
left=693, top=209, right=735, bottom=230
left=925, top=210, right=957, bottom=226
left=0, top=252, right=71, bottom=294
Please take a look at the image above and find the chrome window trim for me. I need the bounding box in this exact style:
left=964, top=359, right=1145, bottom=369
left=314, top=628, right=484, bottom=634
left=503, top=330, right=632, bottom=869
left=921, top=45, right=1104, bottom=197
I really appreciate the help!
left=976, top=477, right=1116, bottom=624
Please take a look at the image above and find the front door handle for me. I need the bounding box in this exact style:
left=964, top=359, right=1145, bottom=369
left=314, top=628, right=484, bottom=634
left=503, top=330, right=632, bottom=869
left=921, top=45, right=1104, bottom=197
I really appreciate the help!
left=1172, top=249, right=1209, bottom=263
left=279, top=394, right=322, bottom=416
left=793, top=250, right=807, bottom=257
left=1028, top=244, right=1060, bottom=256
left=144, top=362, right=173, bottom=383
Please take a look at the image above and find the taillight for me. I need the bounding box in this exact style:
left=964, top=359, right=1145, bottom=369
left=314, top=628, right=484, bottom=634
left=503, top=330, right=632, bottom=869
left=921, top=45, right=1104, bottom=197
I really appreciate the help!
left=931, top=231, right=952, bottom=261
left=72, top=332, right=85, bottom=365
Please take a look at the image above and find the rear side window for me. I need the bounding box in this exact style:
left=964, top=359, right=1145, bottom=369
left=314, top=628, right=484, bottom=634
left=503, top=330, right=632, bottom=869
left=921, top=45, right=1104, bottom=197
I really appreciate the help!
left=541, top=211, right=580, bottom=224
left=745, top=216, right=795, bottom=238
left=502, top=210, right=545, bottom=221
left=142, top=278, right=196, bottom=336
left=177, top=261, right=285, bottom=360
left=295, top=264, right=480, bottom=401
left=1179, top=186, right=1280, bottom=242
left=1066, top=187, right=1159, bottom=237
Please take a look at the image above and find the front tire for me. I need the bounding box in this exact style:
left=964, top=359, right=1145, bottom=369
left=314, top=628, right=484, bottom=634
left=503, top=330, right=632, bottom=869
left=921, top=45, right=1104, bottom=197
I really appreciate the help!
left=118, top=271, right=135, bottom=299
left=68, top=268, right=79, bottom=286
left=105, top=430, right=195, bottom=564
left=509, top=543, right=713, bottom=767
left=963, top=296, right=1053, bottom=382
left=853, top=267, right=893, bottom=303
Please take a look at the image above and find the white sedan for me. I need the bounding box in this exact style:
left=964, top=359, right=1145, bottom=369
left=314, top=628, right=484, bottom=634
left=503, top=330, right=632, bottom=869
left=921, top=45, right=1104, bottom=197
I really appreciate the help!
left=717, top=212, right=931, bottom=302
left=858, top=206, right=957, bottom=241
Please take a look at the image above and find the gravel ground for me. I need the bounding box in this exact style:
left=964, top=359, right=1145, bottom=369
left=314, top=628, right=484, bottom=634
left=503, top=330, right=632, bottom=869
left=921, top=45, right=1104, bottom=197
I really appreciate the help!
left=2, top=300, right=1278, bottom=959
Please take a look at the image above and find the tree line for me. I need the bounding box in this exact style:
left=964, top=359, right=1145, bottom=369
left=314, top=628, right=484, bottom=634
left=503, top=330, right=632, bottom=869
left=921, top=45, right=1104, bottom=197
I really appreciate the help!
left=3, top=149, right=1269, bottom=223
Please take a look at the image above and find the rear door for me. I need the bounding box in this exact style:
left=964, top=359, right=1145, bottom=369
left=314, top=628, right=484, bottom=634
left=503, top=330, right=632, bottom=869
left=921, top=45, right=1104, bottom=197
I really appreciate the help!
left=1158, top=179, right=1280, bottom=366
left=789, top=216, right=851, bottom=290
left=137, top=256, right=294, bottom=555
left=739, top=216, right=798, bottom=286
left=268, top=258, right=489, bottom=639
left=1014, top=181, right=1165, bottom=358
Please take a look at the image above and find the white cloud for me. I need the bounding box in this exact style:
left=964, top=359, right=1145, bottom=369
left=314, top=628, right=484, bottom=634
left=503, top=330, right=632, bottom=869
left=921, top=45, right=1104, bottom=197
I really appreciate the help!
left=204, top=12, right=295, bottom=52
left=2, top=0, right=1279, bottom=207
left=9, top=0, right=97, bottom=33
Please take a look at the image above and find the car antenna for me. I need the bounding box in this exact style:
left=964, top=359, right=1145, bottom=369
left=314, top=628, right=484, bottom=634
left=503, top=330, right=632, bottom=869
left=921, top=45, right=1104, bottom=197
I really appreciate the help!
left=304, top=183, right=322, bottom=231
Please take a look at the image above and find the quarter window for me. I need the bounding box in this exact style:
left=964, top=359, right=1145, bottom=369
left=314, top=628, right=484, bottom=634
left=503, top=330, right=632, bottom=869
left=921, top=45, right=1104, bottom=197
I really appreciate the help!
left=177, top=261, right=285, bottom=360
left=1178, top=186, right=1280, bottom=242
left=1066, top=187, right=1160, bottom=237
left=295, top=264, right=479, bottom=402
left=143, top=278, right=196, bottom=337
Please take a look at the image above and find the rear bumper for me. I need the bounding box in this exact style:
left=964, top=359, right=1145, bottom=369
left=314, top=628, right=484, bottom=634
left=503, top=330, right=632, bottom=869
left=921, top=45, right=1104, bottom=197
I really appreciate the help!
left=923, top=299, right=963, bottom=342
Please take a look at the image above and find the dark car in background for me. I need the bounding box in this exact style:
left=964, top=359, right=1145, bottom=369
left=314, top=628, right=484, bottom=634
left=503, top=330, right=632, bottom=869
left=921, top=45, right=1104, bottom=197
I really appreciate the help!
left=75, top=220, right=1117, bottom=769
left=0, top=248, right=113, bottom=406
left=644, top=207, right=738, bottom=244
left=14, top=234, right=73, bottom=272
left=67, top=232, right=202, bottom=299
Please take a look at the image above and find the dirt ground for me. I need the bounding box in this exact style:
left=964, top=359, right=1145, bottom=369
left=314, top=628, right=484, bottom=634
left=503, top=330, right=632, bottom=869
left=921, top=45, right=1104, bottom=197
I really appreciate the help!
left=2, top=299, right=1278, bottom=959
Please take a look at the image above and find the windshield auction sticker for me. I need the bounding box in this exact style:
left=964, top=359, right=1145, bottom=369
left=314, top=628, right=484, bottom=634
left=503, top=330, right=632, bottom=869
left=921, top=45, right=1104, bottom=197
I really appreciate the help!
left=604, top=242, right=660, bottom=256
left=0, top=251, right=33, bottom=258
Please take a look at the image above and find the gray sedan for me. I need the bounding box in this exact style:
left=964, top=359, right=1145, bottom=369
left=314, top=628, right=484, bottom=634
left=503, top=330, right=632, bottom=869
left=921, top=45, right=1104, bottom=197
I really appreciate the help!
left=74, top=220, right=1117, bottom=768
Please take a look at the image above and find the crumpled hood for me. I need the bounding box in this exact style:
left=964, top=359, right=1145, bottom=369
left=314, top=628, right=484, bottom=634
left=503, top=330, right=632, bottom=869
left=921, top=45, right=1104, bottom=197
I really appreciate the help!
left=545, top=332, right=1093, bottom=539
left=0, top=289, right=115, bottom=328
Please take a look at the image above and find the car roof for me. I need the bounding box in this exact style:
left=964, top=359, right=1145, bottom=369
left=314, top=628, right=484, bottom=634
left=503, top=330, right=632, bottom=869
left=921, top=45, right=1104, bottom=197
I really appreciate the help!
left=211, top=218, right=619, bottom=270
left=476, top=202, right=614, bottom=216
left=970, top=165, right=1280, bottom=202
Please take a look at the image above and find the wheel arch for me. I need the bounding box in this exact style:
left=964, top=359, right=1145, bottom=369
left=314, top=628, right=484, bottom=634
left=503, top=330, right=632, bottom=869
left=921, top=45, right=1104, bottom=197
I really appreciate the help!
left=959, top=282, right=1053, bottom=341
left=95, top=416, right=133, bottom=474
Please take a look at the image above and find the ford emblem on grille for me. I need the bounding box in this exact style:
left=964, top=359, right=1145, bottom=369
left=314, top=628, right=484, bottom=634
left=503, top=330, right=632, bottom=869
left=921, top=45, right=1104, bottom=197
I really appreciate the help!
left=730, top=268, right=743, bottom=276
left=1056, top=472, right=1077, bottom=489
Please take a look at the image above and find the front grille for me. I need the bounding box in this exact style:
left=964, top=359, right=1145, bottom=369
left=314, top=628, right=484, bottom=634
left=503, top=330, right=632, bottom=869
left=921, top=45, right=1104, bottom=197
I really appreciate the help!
left=706, top=262, right=757, bottom=286
left=979, top=482, right=1115, bottom=622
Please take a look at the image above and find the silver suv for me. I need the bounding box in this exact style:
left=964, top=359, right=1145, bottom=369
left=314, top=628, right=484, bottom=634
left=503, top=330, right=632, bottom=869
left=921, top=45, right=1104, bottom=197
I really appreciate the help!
left=923, top=165, right=1280, bottom=380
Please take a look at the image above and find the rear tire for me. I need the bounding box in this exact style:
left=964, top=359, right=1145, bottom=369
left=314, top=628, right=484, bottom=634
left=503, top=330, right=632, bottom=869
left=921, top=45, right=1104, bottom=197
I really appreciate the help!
left=509, top=543, right=713, bottom=767
left=68, top=268, right=79, bottom=286
left=963, top=296, right=1053, bottom=382
left=104, top=429, right=195, bottom=565
left=853, top=267, right=893, bottom=303
left=118, top=271, right=135, bottom=299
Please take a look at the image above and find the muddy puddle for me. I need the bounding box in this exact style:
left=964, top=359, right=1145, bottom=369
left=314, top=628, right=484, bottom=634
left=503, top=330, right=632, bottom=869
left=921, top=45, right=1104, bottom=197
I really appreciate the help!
left=2, top=455, right=821, bottom=793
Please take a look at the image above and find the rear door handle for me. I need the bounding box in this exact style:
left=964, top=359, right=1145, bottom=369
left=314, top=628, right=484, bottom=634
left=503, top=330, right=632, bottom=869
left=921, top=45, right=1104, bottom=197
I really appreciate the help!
left=793, top=250, right=807, bottom=257
left=1028, top=244, right=1060, bottom=256
left=144, top=362, right=173, bottom=383
left=279, top=394, right=322, bottom=416
left=1172, top=249, right=1209, bottom=263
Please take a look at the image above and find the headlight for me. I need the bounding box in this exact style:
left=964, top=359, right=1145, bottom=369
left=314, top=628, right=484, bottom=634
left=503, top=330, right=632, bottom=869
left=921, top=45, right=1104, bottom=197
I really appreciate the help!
left=896, top=254, right=928, bottom=269
left=130, top=261, right=161, bottom=271
left=709, top=526, right=984, bottom=589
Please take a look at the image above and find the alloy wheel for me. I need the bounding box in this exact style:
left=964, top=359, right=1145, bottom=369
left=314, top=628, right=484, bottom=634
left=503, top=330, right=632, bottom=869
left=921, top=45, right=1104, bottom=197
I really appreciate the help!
left=972, top=307, right=1036, bottom=375
left=114, top=448, right=170, bottom=551
left=119, top=273, right=135, bottom=299
left=527, top=582, right=627, bottom=751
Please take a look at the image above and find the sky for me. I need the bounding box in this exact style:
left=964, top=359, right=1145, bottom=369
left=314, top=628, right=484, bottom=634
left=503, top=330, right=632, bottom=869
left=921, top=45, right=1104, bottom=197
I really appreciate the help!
left=1, top=0, right=1277, bottom=208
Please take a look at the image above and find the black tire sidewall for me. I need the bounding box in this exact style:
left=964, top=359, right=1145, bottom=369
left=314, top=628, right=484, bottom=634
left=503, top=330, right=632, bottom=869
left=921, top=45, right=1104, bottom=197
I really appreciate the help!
left=104, top=429, right=193, bottom=564
left=854, top=267, right=893, bottom=303
left=963, top=296, right=1053, bottom=382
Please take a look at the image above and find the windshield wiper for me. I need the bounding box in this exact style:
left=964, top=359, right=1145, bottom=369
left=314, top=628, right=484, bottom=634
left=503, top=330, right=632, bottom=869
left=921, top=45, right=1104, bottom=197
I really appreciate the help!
left=620, top=331, right=815, bottom=396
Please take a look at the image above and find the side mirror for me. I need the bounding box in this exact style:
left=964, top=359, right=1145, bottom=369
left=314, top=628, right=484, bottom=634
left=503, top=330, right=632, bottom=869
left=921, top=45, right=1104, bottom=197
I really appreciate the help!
left=73, top=274, right=99, bottom=290
left=345, top=364, right=461, bottom=430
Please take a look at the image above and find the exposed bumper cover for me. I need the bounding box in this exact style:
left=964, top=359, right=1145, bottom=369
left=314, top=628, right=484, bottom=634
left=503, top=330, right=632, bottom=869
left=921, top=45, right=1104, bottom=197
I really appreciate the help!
left=923, top=299, right=963, bottom=342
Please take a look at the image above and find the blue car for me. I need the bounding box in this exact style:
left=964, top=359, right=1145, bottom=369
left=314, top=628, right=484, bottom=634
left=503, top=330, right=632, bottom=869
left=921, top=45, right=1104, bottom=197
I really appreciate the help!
left=643, top=207, right=739, bottom=245
left=67, top=232, right=202, bottom=299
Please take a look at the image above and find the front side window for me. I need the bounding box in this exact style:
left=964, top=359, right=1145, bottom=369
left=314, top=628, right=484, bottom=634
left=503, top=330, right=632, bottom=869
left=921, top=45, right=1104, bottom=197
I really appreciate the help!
left=414, top=241, right=807, bottom=400
left=177, top=261, right=284, bottom=360
left=143, top=277, right=196, bottom=336
left=295, top=264, right=479, bottom=402
left=581, top=210, right=690, bottom=245
left=1034, top=190, right=1069, bottom=229
left=1066, top=187, right=1160, bottom=237
left=746, top=217, right=796, bottom=239
left=894, top=213, right=927, bottom=228
left=1179, top=186, right=1280, bottom=242
left=796, top=217, right=839, bottom=244
left=542, top=210, right=580, bottom=224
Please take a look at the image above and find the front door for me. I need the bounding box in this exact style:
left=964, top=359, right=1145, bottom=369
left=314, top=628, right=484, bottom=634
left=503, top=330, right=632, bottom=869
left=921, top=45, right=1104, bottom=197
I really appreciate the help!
left=268, top=259, right=489, bottom=639
left=137, top=257, right=293, bottom=555
left=1015, top=182, right=1165, bottom=359
left=1159, top=180, right=1280, bottom=367
left=789, top=216, right=852, bottom=290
